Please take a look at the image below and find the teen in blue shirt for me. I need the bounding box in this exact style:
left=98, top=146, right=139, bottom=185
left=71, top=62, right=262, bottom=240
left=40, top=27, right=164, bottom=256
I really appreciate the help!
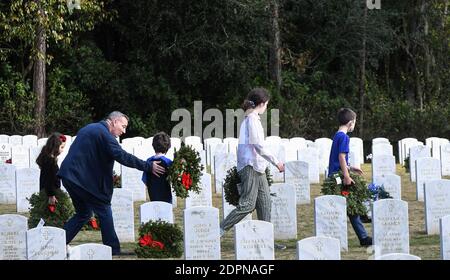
left=328, top=108, right=372, bottom=247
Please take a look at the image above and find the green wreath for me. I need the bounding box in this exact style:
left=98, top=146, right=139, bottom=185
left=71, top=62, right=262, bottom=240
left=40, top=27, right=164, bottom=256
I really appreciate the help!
left=135, top=220, right=183, bottom=258
left=321, top=171, right=371, bottom=216
left=167, top=143, right=203, bottom=198
left=28, top=189, right=75, bottom=229
left=223, top=166, right=273, bottom=206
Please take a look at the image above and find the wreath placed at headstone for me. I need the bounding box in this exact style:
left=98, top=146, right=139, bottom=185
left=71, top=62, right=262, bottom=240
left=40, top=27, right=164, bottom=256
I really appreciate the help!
left=167, top=143, right=203, bottom=198
left=223, top=166, right=273, bottom=206
left=113, top=170, right=121, bottom=188
left=321, top=171, right=371, bottom=216
left=135, top=220, right=183, bottom=258
left=28, top=189, right=75, bottom=228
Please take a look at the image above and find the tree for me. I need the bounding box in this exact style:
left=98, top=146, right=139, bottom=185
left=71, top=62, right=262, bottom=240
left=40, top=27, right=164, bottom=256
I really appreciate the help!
left=0, top=0, right=113, bottom=136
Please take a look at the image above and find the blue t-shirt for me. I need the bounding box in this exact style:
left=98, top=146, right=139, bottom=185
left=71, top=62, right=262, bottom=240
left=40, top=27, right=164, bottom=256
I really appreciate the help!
left=328, top=131, right=350, bottom=176
left=141, top=155, right=173, bottom=203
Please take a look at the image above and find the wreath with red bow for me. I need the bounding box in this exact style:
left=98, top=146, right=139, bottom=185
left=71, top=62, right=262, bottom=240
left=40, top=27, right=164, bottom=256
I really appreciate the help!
left=135, top=220, right=183, bottom=258
left=321, top=171, right=371, bottom=216
left=167, top=143, right=203, bottom=198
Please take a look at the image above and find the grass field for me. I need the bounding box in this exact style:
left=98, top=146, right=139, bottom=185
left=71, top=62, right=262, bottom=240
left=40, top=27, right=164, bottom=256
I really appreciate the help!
left=1, top=163, right=447, bottom=260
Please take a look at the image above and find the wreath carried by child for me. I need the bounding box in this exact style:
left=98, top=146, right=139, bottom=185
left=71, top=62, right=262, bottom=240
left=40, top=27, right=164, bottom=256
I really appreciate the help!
left=321, top=171, right=371, bottom=216
left=223, top=166, right=273, bottom=206
left=28, top=189, right=75, bottom=229
left=135, top=220, right=183, bottom=258
left=167, top=143, right=203, bottom=198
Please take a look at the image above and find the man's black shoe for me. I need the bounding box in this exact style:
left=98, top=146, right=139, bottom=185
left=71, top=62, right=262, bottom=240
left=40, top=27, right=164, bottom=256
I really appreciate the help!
left=360, top=215, right=372, bottom=223
left=360, top=236, right=372, bottom=247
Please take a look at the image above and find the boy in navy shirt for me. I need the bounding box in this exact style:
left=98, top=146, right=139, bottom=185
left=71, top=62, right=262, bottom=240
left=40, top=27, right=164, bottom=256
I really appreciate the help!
left=328, top=108, right=372, bottom=247
left=142, top=132, right=173, bottom=203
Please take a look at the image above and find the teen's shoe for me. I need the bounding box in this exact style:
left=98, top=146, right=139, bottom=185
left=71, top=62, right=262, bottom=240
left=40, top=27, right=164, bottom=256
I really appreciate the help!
left=274, top=243, right=287, bottom=250
left=360, top=236, right=372, bottom=247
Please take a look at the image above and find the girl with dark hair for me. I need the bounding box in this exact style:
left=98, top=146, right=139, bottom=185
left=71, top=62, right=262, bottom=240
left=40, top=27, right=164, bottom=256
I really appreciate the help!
left=36, top=132, right=67, bottom=206
left=220, top=87, right=286, bottom=249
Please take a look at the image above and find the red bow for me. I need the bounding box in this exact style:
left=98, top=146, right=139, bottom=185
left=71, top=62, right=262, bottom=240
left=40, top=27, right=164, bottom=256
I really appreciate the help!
left=341, top=190, right=350, bottom=197
left=181, top=172, right=192, bottom=190
left=59, top=134, right=66, bottom=142
left=5, top=158, right=12, bottom=164
left=90, top=218, right=99, bottom=230
left=139, top=234, right=165, bottom=250
left=48, top=204, right=56, bottom=213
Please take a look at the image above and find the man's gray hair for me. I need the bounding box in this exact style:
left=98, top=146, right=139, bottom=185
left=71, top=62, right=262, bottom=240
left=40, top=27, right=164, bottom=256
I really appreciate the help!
left=106, top=111, right=129, bottom=121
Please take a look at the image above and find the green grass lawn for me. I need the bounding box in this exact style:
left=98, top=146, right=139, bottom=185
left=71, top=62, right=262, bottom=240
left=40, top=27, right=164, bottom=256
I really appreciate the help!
left=1, top=163, right=447, bottom=260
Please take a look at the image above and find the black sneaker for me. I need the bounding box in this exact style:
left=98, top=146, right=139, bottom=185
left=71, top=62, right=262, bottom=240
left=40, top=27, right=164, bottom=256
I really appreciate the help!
left=274, top=243, right=287, bottom=250
left=360, top=237, right=372, bottom=247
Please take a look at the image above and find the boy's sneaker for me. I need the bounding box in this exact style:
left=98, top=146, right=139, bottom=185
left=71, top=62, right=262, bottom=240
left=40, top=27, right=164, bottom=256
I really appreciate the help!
left=274, top=243, right=287, bottom=250
left=360, top=237, right=372, bottom=247
left=360, top=215, right=372, bottom=223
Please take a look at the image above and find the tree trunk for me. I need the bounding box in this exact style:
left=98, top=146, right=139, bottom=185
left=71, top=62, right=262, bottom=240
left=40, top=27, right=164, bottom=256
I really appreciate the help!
left=422, top=0, right=430, bottom=105
left=33, top=0, right=46, bottom=137
left=268, top=0, right=282, bottom=93
left=358, top=4, right=367, bottom=139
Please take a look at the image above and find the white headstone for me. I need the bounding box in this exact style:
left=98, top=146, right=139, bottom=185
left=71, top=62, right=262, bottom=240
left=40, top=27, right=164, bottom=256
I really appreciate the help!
left=372, top=155, right=396, bottom=181
left=11, top=146, right=29, bottom=168
left=372, top=138, right=390, bottom=145
left=409, top=145, right=431, bottom=182
left=0, top=214, right=28, bottom=260
left=0, top=164, right=16, bottom=204
left=350, top=137, right=364, bottom=165
left=185, top=136, right=202, bottom=149
left=185, top=173, right=213, bottom=208
left=348, top=151, right=360, bottom=169
left=315, top=138, right=333, bottom=175
left=214, top=153, right=236, bottom=194
left=298, top=147, right=320, bottom=183
left=204, top=138, right=222, bottom=167
left=440, top=215, right=450, bottom=260
left=133, top=145, right=154, bottom=161
left=0, top=143, right=11, bottom=163
left=283, top=142, right=298, bottom=162
left=37, top=138, right=47, bottom=147
left=265, top=136, right=281, bottom=146
left=424, top=179, right=450, bottom=235
left=8, top=135, right=22, bottom=146
left=372, top=143, right=393, bottom=157
left=290, top=137, right=307, bottom=151
left=270, top=183, right=297, bottom=239
left=284, top=161, right=310, bottom=204
left=296, top=236, right=341, bottom=260
left=401, top=138, right=419, bottom=163
left=265, top=144, right=285, bottom=183
left=184, top=207, right=221, bottom=260
left=372, top=199, right=409, bottom=257
left=69, top=243, right=112, bottom=260
left=140, top=201, right=173, bottom=224
left=0, top=135, right=9, bottom=144
left=22, top=135, right=38, bottom=148
left=373, top=174, right=402, bottom=200
left=15, top=168, right=40, bottom=213
left=28, top=146, right=42, bottom=170
left=223, top=137, right=238, bottom=155
left=416, top=157, right=441, bottom=201
left=375, top=253, right=421, bottom=260
left=111, top=189, right=135, bottom=242
left=121, top=164, right=147, bottom=201
left=26, top=226, right=66, bottom=260
left=121, top=137, right=142, bottom=147
left=441, top=144, right=450, bottom=176
left=234, top=220, right=274, bottom=260
left=314, top=195, right=348, bottom=251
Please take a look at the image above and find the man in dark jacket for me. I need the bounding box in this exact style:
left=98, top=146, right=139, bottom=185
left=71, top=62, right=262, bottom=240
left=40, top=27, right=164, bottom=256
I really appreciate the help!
left=58, top=111, right=165, bottom=255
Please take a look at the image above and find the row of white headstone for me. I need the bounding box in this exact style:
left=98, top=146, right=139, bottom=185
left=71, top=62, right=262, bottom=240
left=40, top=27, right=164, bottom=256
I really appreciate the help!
left=5, top=193, right=450, bottom=260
